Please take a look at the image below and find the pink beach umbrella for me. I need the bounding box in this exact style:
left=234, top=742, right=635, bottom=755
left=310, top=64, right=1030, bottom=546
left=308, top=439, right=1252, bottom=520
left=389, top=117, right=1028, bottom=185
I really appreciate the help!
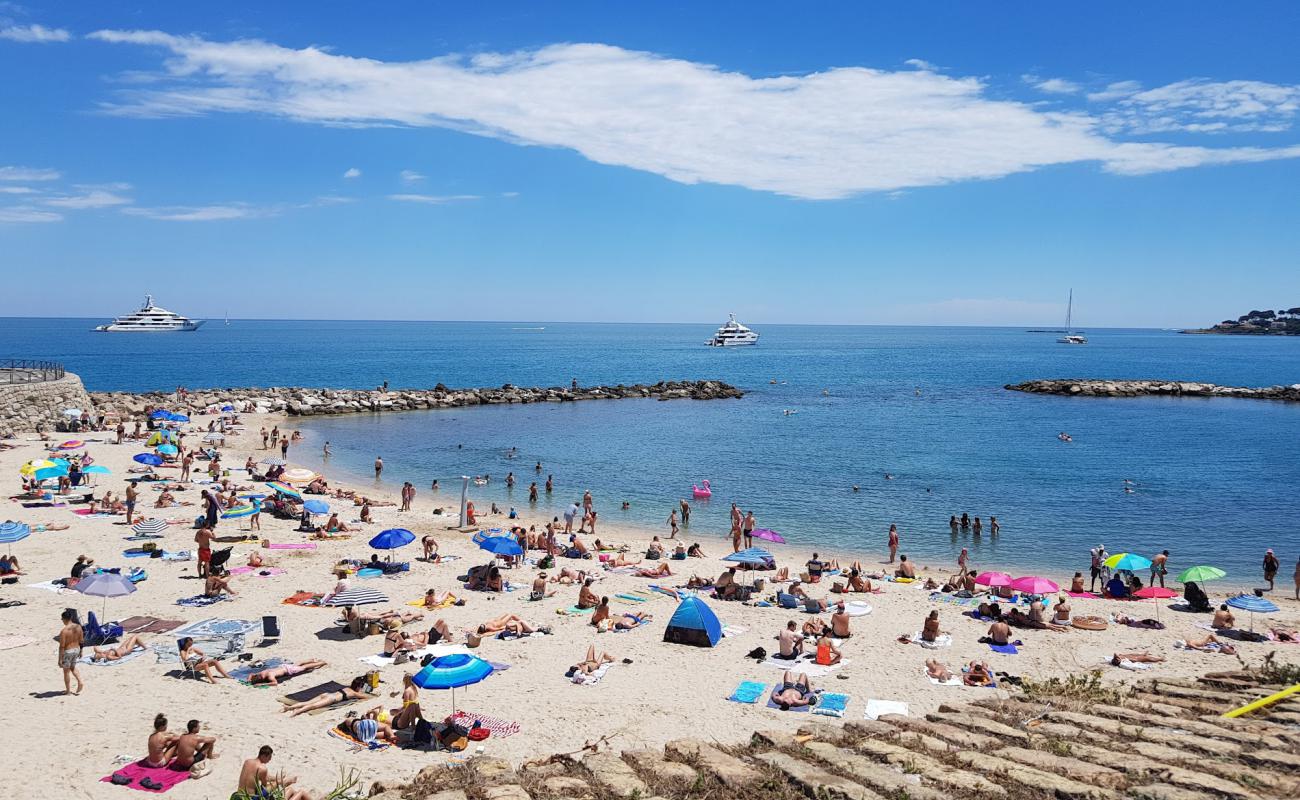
left=749, top=529, right=785, bottom=544
left=1010, top=576, right=1059, bottom=595
left=974, top=571, right=1012, bottom=588
left=1133, top=585, right=1178, bottom=622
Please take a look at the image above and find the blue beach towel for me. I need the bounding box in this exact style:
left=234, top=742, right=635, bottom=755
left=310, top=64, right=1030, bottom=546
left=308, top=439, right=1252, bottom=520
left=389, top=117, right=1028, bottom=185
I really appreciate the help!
left=229, top=657, right=289, bottom=682
left=813, top=692, right=850, bottom=717
left=615, top=593, right=647, bottom=603
left=728, top=680, right=768, bottom=704
left=988, top=640, right=1022, bottom=655
left=176, top=594, right=228, bottom=608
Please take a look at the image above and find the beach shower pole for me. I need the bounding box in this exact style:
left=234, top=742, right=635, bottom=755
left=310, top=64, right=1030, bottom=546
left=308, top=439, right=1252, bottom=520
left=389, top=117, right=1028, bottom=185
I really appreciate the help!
left=459, top=476, right=470, bottom=528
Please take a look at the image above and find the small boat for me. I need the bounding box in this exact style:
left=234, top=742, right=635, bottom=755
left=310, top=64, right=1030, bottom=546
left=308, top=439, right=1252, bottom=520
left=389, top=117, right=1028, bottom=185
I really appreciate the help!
left=706, top=314, right=758, bottom=346
left=1057, top=290, right=1087, bottom=344
left=94, top=295, right=203, bottom=332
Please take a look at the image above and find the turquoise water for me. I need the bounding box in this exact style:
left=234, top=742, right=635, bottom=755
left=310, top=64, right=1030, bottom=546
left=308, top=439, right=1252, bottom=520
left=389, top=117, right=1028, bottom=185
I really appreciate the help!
left=4, top=317, right=1298, bottom=577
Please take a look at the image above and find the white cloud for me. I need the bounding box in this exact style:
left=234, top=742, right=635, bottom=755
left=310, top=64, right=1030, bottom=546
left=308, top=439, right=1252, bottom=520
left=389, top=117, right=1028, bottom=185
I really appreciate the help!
left=0, top=24, right=70, bottom=43
left=903, top=58, right=940, bottom=71
left=501, top=191, right=519, bottom=198
left=1025, top=75, right=1081, bottom=95
left=0, top=165, right=60, bottom=181
left=0, top=206, right=63, bottom=223
left=388, top=193, right=480, bottom=204
left=1087, top=81, right=1142, bottom=103
left=85, top=31, right=1300, bottom=199
left=0, top=186, right=36, bottom=194
left=343, top=167, right=361, bottom=178
left=44, top=189, right=132, bottom=209
left=313, top=194, right=355, bottom=205
left=399, top=169, right=425, bottom=183
left=1099, top=79, right=1300, bottom=135
left=122, top=203, right=262, bottom=221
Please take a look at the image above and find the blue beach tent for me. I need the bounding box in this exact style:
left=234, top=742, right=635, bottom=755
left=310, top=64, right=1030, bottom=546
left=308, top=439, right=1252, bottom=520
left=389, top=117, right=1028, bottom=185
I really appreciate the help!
left=663, top=595, right=722, bottom=647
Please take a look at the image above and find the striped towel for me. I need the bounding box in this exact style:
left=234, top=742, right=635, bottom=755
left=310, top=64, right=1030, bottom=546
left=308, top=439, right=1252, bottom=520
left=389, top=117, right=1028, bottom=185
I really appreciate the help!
left=452, top=710, right=521, bottom=738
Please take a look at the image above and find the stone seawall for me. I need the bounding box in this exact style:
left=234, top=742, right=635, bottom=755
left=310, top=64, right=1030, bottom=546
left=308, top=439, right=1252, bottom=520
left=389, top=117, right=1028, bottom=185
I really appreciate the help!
left=1006, top=378, right=1300, bottom=401
left=89, top=380, right=744, bottom=418
left=0, top=371, right=95, bottom=436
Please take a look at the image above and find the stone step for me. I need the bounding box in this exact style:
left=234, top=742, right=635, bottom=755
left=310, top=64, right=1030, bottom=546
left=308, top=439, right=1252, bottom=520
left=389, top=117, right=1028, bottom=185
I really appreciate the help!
left=850, top=738, right=1007, bottom=796
left=878, top=714, right=1001, bottom=750
left=1090, top=704, right=1282, bottom=748
left=951, top=750, right=1119, bottom=800
left=1022, top=720, right=1114, bottom=745
left=754, top=751, right=884, bottom=800
left=926, top=709, right=1030, bottom=743
left=801, top=740, right=946, bottom=800
left=1043, top=710, right=1242, bottom=758
left=841, top=720, right=902, bottom=740
left=621, top=748, right=698, bottom=786
left=471, top=757, right=520, bottom=787
left=1149, top=682, right=1245, bottom=705
left=1065, top=740, right=1272, bottom=800
left=1130, top=690, right=1227, bottom=716
left=665, top=739, right=760, bottom=789
left=581, top=753, right=648, bottom=798
left=484, top=786, right=533, bottom=800
left=1125, top=785, right=1219, bottom=800
left=538, top=776, right=592, bottom=797
left=994, top=746, right=1127, bottom=788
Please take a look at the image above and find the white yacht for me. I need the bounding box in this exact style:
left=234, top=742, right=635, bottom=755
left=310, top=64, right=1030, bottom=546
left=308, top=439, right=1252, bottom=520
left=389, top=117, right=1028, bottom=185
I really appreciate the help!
left=1056, top=290, right=1087, bottom=345
left=705, top=313, right=759, bottom=347
left=94, top=295, right=204, bottom=332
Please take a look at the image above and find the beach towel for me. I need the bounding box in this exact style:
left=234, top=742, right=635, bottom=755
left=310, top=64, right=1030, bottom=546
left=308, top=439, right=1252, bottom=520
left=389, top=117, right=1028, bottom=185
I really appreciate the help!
left=615, top=593, right=648, bottom=603
left=175, top=594, right=229, bottom=608
left=74, top=508, right=117, bottom=516
left=229, top=657, right=289, bottom=682
left=451, top=710, right=521, bottom=738
left=138, top=619, right=184, bottom=634
left=1114, top=659, right=1152, bottom=671
left=328, top=726, right=390, bottom=751
left=101, top=760, right=189, bottom=793
left=728, top=680, right=768, bottom=704
left=572, top=662, right=612, bottom=686
left=22, top=501, right=65, bottom=508
left=988, top=641, right=1021, bottom=655
left=760, top=653, right=848, bottom=677
left=406, top=594, right=458, bottom=609
left=908, top=632, right=952, bottom=649
left=80, top=645, right=147, bottom=666
left=721, top=625, right=748, bottom=637
left=864, top=699, right=909, bottom=720
left=360, top=643, right=468, bottom=668
left=813, top=693, right=850, bottom=718
left=963, top=610, right=994, bottom=622
left=561, top=605, right=595, bottom=615
left=927, top=670, right=963, bottom=686
left=767, top=696, right=813, bottom=712
left=282, top=592, right=324, bottom=607
left=228, top=566, right=286, bottom=578
left=266, top=542, right=317, bottom=550
left=27, top=580, right=67, bottom=593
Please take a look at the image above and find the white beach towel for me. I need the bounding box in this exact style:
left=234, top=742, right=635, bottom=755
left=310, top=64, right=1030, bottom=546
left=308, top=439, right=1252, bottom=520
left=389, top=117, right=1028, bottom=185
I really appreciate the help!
left=926, top=669, right=963, bottom=686
left=80, top=645, right=147, bottom=666
left=864, top=699, right=909, bottom=720
left=761, top=653, right=848, bottom=677
left=909, top=632, right=952, bottom=649
left=1115, top=659, right=1151, bottom=671
left=572, top=663, right=611, bottom=686
left=27, top=580, right=66, bottom=594
left=721, top=625, right=748, bottom=638
left=844, top=601, right=872, bottom=617
left=359, top=643, right=469, bottom=668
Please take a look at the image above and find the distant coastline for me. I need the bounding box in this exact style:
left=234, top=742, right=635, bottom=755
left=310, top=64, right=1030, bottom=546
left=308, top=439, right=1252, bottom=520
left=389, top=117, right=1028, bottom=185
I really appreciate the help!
left=1181, top=306, right=1300, bottom=335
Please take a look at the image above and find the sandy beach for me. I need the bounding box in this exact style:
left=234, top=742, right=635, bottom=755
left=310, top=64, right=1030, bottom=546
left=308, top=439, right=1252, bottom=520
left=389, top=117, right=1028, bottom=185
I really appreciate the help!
left=2, top=407, right=1297, bottom=800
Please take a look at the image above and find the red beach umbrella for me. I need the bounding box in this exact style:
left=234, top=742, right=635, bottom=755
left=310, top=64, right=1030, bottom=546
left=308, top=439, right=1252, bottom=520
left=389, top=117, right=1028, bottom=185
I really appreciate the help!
left=1133, top=585, right=1178, bottom=622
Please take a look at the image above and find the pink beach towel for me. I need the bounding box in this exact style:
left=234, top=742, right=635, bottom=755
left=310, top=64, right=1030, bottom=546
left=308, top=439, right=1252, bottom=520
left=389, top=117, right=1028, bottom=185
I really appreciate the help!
left=265, top=543, right=317, bottom=550
left=101, top=760, right=189, bottom=793
left=1066, top=591, right=1098, bottom=599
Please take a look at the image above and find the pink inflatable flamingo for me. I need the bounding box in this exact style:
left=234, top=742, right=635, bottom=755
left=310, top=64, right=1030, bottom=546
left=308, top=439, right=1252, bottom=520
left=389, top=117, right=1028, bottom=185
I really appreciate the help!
left=692, top=479, right=712, bottom=499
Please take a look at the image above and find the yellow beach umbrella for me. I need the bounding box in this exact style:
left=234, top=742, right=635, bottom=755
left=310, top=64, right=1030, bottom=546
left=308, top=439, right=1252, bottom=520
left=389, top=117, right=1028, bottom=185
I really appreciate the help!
left=19, top=459, right=58, bottom=476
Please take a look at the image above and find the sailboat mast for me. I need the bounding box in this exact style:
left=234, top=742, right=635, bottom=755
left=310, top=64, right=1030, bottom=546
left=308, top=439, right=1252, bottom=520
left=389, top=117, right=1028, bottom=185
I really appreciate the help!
left=1065, top=289, right=1073, bottom=334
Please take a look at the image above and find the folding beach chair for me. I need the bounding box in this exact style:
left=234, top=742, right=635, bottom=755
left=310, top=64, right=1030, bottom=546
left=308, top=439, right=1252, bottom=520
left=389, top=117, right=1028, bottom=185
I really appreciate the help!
left=260, top=615, right=281, bottom=646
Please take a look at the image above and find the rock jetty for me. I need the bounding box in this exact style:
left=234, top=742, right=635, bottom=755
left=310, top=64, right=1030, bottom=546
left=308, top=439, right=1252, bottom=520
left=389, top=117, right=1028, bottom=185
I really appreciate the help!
left=88, top=380, right=743, bottom=418
left=1007, top=379, right=1300, bottom=401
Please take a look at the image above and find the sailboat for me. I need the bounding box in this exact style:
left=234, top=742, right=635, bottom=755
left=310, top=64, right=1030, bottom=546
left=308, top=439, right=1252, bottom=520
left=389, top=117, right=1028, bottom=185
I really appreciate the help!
left=1057, top=290, right=1087, bottom=344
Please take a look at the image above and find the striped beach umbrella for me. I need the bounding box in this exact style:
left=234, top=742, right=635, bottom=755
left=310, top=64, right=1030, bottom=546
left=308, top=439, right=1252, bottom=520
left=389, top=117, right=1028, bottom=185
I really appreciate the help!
left=282, top=468, right=319, bottom=484
left=202, top=433, right=225, bottom=442
left=58, top=440, right=85, bottom=450
left=221, top=503, right=259, bottom=519
left=323, top=587, right=388, bottom=607
left=1226, top=594, right=1279, bottom=632
left=259, top=457, right=287, bottom=467
left=265, top=481, right=302, bottom=499
left=131, top=518, right=169, bottom=536
left=0, top=522, right=30, bottom=556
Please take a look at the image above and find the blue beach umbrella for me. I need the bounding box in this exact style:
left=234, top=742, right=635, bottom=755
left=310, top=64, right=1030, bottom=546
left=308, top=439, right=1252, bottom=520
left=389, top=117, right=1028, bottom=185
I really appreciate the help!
left=133, top=453, right=164, bottom=467
left=370, top=528, right=415, bottom=550
left=156, top=444, right=179, bottom=456
left=221, top=503, right=260, bottom=519
left=220, top=404, right=234, bottom=412
left=82, top=465, right=111, bottom=475
left=149, top=409, right=172, bottom=420
left=303, top=499, right=330, bottom=515
left=167, top=412, right=189, bottom=422
left=723, top=547, right=774, bottom=565
left=0, top=521, right=31, bottom=556
left=478, top=536, right=523, bottom=557
left=31, top=466, right=68, bottom=482
left=1104, top=552, right=1152, bottom=572
left=471, top=528, right=509, bottom=545
left=1226, top=594, right=1280, bottom=632
left=412, top=653, right=495, bottom=715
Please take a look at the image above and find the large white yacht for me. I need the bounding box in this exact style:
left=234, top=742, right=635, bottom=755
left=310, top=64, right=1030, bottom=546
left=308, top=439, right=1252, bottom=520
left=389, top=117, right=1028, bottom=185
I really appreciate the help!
left=94, top=295, right=204, bottom=332
left=705, top=313, right=759, bottom=347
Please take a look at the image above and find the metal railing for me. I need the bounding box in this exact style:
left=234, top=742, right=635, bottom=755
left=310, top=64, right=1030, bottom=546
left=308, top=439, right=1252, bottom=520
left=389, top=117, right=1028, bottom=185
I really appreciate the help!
left=1, top=359, right=66, bottom=383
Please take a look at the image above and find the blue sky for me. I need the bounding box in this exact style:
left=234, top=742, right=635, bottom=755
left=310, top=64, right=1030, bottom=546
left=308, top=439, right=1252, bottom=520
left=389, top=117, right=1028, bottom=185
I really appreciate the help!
left=2, top=2, right=1298, bottom=326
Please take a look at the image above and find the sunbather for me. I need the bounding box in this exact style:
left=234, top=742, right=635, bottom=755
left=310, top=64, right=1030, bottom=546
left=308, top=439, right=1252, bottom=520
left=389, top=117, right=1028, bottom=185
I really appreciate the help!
left=179, top=637, right=231, bottom=683
left=530, top=573, right=556, bottom=600
left=771, top=671, right=816, bottom=710
left=1211, top=604, right=1236, bottom=630
left=963, top=660, right=994, bottom=686
left=831, top=569, right=871, bottom=593
left=422, top=588, right=455, bottom=607
left=390, top=673, right=422, bottom=729
left=572, top=645, right=615, bottom=675
left=776, top=620, right=803, bottom=659
left=926, top=659, right=953, bottom=682
left=477, top=613, right=547, bottom=637
left=1183, top=634, right=1237, bottom=654
left=577, top=578, right=600, bottom=609
left=0, top=553, right=20, bottom=574
left=91, top=633, right=148, bottom=662
left=172, top=719, right=218, bottom=770
left=338, top=709, right=397, bottom=744
left=281, top=676, right=371, bottom=716
left=613, top=611, right=651, bottom=631
left=921, top=610, right=944, bottom=643
left=606, top=553, right=641, bottom=568
left=985, top=620, right=1012, bottom=646
left=318, top=513, right=352, bottom=533
left=1111, top=652, right=1164, bottom=665
left=205, top=568, right=237, bottom=597
left=248, top=660, right=328, bottom=686
left=635, top=562, right=672, bottom=578
left=550, top=567, right=586, bottom=585
left=1112, top=613, right=1164, bottom=629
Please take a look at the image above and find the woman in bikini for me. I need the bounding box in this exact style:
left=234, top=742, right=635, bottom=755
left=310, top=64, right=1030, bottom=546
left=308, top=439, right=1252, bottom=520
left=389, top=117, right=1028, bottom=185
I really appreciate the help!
left=179, top=637, right=231, bottom=683
left=90, top=633, right=148, bottom=662
left=572, top=645, right=615, bottom=675
left=282, top=676, right=370, bottom=717
left=963, top=660, right=994, bottom=687
left=390, top=673, right=423, bottom=729
left=248, top=659, right=328, bottom=686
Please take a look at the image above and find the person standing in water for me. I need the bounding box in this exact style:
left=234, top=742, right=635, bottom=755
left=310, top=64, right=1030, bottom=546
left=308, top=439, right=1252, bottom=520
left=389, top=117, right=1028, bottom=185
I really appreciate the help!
left=323, top=441, right=331, bottom=457
left=667, top=509, right=679, bottom=539
left=679, top=499, right=690, bottom=525
left=1150, top=550, right=1169, bottom=588
left=1263, top=549, right=1280, bottom=591
left=742, top=511, right=756, bottom=549
left=374, top=456, right=383, bottom=478
left=887, top=524, right=899, bottom=563
left=989, top=516, right=1000, bottom=536
left=972, top=517, right=982, bottom=536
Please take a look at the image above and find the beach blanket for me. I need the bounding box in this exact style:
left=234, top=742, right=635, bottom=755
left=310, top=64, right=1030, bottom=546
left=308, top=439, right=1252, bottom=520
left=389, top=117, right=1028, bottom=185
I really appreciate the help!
left=27, top=580, right=67, bottom=593
left=721, top=625, right=748, bottom=637
left=864, top=699, right=909, bottom=720
left=1174, top=639, right=1224, bottom=652
left=1066, top=591, right=1099, bottom=599
left=228, top=566, right=286, bottom=578
left=988, top=641, right=1022, bottom=655
left=927, top=670, right=964, bottom=686
left=266, top=542, right=317, bottom=550
left=406, top=594, right=458, bottom=609
left=728, top=680, right=768, bottom=704
left=1114, top=659, right=1153, bottom=671
left=175, top=594, right=229, bottom=608
left=813, top=692, right=850, bottom=718
left=101, top=760, right=189, bottom=793
left=760, top=653, right=848, bottom=677
left=282, top=592, right=324, bottom=607
left=229, top=657, right=290, bottom=682
left=908, top=632, right=952, bottom=649
left=328, top=726, right=390, bottom=751
left=614, top=592, right=649, bottom=603
left=767, top=696, right=812, bottom=712
left=74, top=508, right=118, bottom=516
left=360, top=643, right=469, bottom=668
left=123, top=549, right=180, bottom=559
left=451, top=710, right=521, bottom=738
left=561, top=605, right=595, bottom=615
left=22, top=501, right=65, bottom=508
left=572, top=663, right=612, bottom=686
left=80, top=645, right=147, bottom=666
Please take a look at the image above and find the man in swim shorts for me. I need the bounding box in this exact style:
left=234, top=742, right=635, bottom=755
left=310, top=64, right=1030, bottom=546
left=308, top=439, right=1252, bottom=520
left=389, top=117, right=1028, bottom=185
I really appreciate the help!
left=57, top=609, right=84, bottom=695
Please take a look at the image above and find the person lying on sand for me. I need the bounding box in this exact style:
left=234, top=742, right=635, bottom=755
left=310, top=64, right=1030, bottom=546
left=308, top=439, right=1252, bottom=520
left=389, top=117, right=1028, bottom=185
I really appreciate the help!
left=343, top=605, right=422, bottom=628
left=248, top=660, right=328, bottom=686
left=802, top=617, right=827, bottom=638
left=550, top=567, right=586, bottom=585
left=635, top=563, right=672, bottom=578
left=383, top=619, right=452, bottom=656
left=91, top=633, right=148, bottom=662
left=963, top=660, right=994, bottom=686
left=1184, top=634, right=1237, bottom=654
left=1112, top=613, right=1164, bottom=629
left=477, top=613, right=548, bottom=637
left=572, top=645, right=615, bottom=675
left=282, top=676, right=371, bottom=717
left=772, top=671, right=816, bottom=710
left=1005, top=607, right=1065, bottom=631
left=684, top=575, right=713, bottom=589
left=338, top=709, right=397, bottom=745
left=1112, top=652, right=1164, bottom=666
left=926, top=659, right=953, bottom=682
left=605, top=553, right=641, bottom=568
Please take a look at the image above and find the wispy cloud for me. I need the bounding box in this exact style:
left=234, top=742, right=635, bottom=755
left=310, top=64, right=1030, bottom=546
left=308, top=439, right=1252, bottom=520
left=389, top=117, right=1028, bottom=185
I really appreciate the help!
left=1025, top=75, right=1081, bottom=95
left=0, top=206, right=62, bottom=223
left=399, top=169, right=425, bottom=184
left=343, top=167, right=361, bottom=178
left=1098, top=79, right=1300, bottom=134
left=44, top=189, right=132, bottom=209
left=0, top=165, right=60, bottom=181
left=82, top=31, right=1300, bottom=198
left=388, top=193, right=480, bottom=204
left=122, top=203, right=264, bottom=221
left=0, top=23, right=70, bottom=43
left=0, top=186, right=36, bottom=194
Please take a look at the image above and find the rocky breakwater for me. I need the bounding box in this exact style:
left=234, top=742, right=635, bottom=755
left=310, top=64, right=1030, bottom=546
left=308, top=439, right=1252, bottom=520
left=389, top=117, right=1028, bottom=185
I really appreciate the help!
left=1007, top=378, right=1300, bottom=401
left=89, top=380, right=744, bottom=418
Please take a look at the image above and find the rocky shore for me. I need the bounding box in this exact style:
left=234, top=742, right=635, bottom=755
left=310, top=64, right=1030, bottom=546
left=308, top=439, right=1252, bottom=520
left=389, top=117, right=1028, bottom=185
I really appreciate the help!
left=1006, top=378, right=1300, bottom=401
left=88, top=379, right=744, bottom=418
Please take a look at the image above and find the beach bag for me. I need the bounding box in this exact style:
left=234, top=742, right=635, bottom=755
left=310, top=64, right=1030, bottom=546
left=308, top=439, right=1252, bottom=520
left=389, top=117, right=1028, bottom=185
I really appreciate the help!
left=466, top=632, right=482, bottom=649
left=412, top=718, right=434, bottom=746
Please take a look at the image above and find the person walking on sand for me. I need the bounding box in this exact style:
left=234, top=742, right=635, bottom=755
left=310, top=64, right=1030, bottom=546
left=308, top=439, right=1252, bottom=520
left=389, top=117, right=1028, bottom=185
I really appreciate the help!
left=180, top=451, right=192, bottom=482
left=887, top=524, right=899, bottom=563
left=58, top=609, right=84, bottom=696
left=1150, top=550, right=1169, bottom=588
left=1263, top=549, right=1280, bottom=591
left=124, top=482, right=138, bottom=525
left=374, top=456, right=383, bottom=478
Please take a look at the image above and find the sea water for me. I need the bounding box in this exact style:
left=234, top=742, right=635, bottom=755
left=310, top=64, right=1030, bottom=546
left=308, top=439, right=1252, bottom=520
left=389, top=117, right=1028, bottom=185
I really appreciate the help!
left=4, top=317, right=1298, bottom=577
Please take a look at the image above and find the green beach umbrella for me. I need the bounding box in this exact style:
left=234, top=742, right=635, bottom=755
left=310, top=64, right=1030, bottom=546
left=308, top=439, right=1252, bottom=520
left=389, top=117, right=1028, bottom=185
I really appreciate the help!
left=1177, top=565, right=1226, bottom=584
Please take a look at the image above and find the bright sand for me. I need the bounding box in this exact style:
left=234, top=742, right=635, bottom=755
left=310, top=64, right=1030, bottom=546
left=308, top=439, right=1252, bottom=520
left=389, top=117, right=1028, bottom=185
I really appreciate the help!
left=2, top=410, right=1297, bottom=799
